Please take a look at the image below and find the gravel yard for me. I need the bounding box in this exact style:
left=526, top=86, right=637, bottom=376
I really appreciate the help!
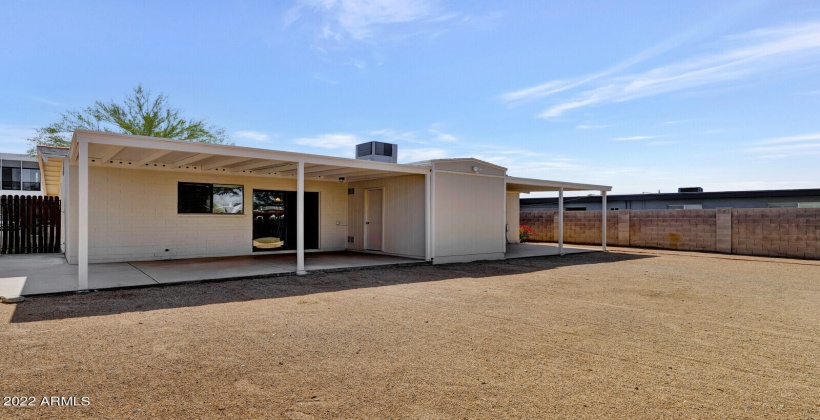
left=1, top=248, right=818, bottom=418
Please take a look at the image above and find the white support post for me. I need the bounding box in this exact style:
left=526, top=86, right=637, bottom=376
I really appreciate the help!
left=424, top=171, right=431, bottom=261
left=296, top=161, right=307, bottom=275
left=558, top=188, right=564, bottom=256
left=78, top=140, right=89, bottom=290
left=602, top=190, right=607, bottom=252
left=502, top=177, right=507, bottom=254
left=430, top=169, right=436, bottom=262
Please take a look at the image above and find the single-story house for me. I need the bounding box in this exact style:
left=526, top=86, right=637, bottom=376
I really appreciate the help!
left=39, top=130, right=611, bottom=290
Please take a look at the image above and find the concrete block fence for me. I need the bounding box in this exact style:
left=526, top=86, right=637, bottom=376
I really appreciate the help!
left=520, top=208, right=820, bottom=259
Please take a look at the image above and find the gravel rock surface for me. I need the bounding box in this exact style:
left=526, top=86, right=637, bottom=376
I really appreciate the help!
left=1, top=248, right=818, bottom=418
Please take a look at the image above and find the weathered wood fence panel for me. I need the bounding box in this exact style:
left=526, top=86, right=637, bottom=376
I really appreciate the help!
left=0, top=195, right=61, bottom=254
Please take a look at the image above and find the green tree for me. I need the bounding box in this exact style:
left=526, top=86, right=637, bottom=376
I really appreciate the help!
left=27, top=84, right=230, bottom=155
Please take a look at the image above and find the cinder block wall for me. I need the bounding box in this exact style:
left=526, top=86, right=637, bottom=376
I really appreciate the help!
left=732, top=208, right=820, bottom=259
left=630, top=210, right=716, bottom=251
left=521, top=208, right=820, bottom=259
left=520, top=211, right=619, bottom=245
left=520, top=211, right=555, bottom=242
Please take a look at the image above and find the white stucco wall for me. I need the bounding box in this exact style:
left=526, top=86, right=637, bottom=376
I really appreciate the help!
left=66, top=164, right=348, bottom=263
left=347, top=175, right=426, bottom=259
left=433, top=172, right=506, bottom=264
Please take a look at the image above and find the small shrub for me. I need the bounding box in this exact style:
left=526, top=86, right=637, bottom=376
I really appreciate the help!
left=519, top=225, right=536, bottom=242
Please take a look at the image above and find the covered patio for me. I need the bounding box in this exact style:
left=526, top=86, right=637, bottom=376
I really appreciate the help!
left=1, top=242, right=594, bottom=296
left=506, top=176, right=611, bottom=254
left=65, top=131, right=432, bottom=292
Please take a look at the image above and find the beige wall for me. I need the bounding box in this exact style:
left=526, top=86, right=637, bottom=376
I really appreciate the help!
left=506, top=192, right=520, bottom=243
left=434, top=161, right=506, bottom=177
left=347, top=175, right=426, bottom=258
left=434, top=172, right=505, bottom=263
left=521, top=208, right=820, bottom=259
left=66, top=164, right=348, bottom=263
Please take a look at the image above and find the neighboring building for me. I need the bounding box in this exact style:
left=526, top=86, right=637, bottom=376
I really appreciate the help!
left=521, top=187, right=820, bottom=211
left=38, top=130, right=611, bottom=290
left=0, top=152, right=43, bottom=196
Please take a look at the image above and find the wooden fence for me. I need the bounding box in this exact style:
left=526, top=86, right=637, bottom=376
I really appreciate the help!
left=0, top=195, right=61, bottom=254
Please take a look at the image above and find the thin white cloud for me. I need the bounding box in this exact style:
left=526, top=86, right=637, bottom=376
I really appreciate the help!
left=427, top=123, right=458, bottom=142
left=234, top=131, right=271, bottom=142
left=756, top=132, right=820, bottom=145
left=293, top=133, right=361, bottom=149
left=505, top=20, right=820, bottom=118
left=612, top=135, right=658, bottom=141
left=290, top=0, right=452, bottom=42
left=500, top=79, right=582, bottom=107
left=399, top=147, right=448, bottom=162
left=498, top=4, right=756, bottom=108
left=369, top=128, right=417, bottom=142
left=745, top=131, right=820, bottom=157
left=0, top=124, right=35, bottom=153
left=576, top=124, right=607, bottom=129
left=30, top=96, right=63, bottom=107
left=748, top=143, right=820, bottom=153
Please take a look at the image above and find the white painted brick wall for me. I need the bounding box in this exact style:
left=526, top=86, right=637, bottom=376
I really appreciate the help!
left=67, top=165, right=348, bottom=263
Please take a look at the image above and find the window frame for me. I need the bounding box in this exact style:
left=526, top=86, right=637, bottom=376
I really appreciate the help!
left=178, top=182, right=244, bottom=215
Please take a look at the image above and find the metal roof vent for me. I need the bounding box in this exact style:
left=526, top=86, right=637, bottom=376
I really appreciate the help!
left=678, top=187, right=704, bottom=193
left=355, top=141, right=397, bottom=163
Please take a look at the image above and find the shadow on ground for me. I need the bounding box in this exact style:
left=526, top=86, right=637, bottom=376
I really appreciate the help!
left=9, top=251, right=654, bottom=323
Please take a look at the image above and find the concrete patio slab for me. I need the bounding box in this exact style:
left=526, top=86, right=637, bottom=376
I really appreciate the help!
left=1, top=254, right=158, bottom=295
left=3, top=251, right=425, bottom=295
left=0, top=277, right=26, bottom=301
left=504, top=242, right=596, bottom=259
left=130, top=254, right=296, bottom=284
left=3, top=246, right=588, bottom=296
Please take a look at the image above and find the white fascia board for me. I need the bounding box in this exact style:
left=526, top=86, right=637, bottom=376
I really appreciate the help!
left=71, top=130, right=428, bottom=175
left=431, top=158, right=507, bottom=172
left=200, top=156, right=254, bottom=170
left=506, top=176, right=612, bottom=192
left=230, top=159, right=288, bottom=172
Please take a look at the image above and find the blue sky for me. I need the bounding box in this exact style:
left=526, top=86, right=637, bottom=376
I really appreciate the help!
left=1, top=0, right=819, bottom=195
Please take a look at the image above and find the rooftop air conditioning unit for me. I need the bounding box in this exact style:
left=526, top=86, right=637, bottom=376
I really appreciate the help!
left=355, top=141, right=397, bottom=163
left=678, top=187, right=703, bottom=193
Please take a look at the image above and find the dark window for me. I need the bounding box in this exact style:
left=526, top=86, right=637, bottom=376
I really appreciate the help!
left=252, top=190, right=319, bottom=251
left=178, top=182, right=243, bottom=214
left=2, top=167, right=21, bottom=190
left=21, top=168, right=40, bottom=191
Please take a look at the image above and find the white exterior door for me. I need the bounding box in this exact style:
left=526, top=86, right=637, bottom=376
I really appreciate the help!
left=365, top=189, right=384, bottom=251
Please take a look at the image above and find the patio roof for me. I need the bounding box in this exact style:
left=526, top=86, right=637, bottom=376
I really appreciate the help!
left=68, top=130, right=429, bottom=181
left=506, top=176, right=611, bottom=193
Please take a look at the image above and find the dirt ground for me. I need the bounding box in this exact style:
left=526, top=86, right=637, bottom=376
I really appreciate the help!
left=1, top=247, right=818, bottom=419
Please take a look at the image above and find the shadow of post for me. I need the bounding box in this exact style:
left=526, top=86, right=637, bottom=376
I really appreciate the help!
left=9, top=252, right=654, bottom=323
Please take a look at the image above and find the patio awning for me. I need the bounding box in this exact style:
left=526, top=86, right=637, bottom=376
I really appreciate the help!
left=506, top=176, right=611, bottom=193
left=69, top=130, right=429, bottom=181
